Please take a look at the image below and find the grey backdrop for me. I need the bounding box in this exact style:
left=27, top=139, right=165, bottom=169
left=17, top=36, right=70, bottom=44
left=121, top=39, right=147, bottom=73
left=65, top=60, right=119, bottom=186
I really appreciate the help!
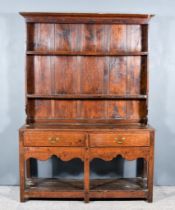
left=0, top=0, right=175, bottom=186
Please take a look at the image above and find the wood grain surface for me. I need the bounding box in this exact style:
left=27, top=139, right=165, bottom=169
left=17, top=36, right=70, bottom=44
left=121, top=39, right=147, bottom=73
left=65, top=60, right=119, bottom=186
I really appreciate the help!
left=19, top=13, right=154, bottom=203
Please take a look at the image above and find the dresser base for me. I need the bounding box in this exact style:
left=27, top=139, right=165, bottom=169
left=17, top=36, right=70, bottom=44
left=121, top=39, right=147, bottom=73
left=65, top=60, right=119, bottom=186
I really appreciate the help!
left=19, top=124, right=154, bottom=203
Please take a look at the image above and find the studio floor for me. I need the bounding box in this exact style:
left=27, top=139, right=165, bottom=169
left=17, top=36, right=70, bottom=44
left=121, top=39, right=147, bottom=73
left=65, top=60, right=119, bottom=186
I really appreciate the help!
left=0, top=186, right=175, bottom=210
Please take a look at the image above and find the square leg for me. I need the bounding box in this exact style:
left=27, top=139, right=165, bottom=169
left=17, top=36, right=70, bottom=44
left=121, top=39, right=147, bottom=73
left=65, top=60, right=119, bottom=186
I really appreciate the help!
left=147, top=131, right=155, bottom=203
left=19, top=131, right=26, bottom=202
left=84, top=148, right=90, bottom=203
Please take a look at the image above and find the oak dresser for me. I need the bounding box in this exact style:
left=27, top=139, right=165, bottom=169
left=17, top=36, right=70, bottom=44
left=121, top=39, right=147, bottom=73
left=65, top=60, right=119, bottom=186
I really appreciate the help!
left=19, top=13, right=155, bottom=203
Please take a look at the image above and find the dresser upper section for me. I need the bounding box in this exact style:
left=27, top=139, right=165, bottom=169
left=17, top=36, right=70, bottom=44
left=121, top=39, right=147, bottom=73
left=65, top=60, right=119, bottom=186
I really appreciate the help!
left=21, top=13, right=153, bottom=125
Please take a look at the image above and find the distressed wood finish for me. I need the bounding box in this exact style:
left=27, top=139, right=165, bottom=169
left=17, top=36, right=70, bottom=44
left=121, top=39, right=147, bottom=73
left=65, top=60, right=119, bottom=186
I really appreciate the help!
left=20, top=13, right=153, bottom=24
left=19, top=13, right=155, bottom=203
left=89, top=147, right=150, bottom=161
left=24, top=147, right=85, bottom=162
left=89, top=132, right=150, bottom=147
left=24, top=131, right=86, bottom=147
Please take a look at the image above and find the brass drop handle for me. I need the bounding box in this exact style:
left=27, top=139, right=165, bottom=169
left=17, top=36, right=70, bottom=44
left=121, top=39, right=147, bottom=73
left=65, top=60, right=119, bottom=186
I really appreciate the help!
left=48, top=137, right=59, bottom=144
left=114, top=137, right=126, bottom=144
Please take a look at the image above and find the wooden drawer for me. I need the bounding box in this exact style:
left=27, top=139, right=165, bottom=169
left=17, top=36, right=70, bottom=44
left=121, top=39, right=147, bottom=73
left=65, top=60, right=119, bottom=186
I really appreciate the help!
left=24, top=132, right=85, bottom=147
left=90, top=132, right=150, bottom=147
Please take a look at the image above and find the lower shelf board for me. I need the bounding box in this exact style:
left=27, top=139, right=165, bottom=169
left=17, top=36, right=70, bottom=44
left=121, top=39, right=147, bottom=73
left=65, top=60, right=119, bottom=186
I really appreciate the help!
left=26, top=178, right=84, bottom=191
left=90, top=178, right=148, bottom=199
left=25, top=178, right=84, bottom=198
left=90, top=177, right=147, bottom=191
left=25, top=177, right=148, bottom=199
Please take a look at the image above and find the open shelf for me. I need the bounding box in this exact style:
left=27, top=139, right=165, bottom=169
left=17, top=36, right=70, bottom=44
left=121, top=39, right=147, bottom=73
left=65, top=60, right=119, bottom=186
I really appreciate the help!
left=26, top=178, right=84, bottom=191
left=25, top=177, right=147, bottom=199
left=90, top=178, right=147, bottom=191
left=89, top=178, right=148, bottom=199
left=25, top=177, right=147, bottom=192
left=27, top=94, right=147, bottom=100
left=26, top=51, right=148, bottom=56
left=25, top=178, right=84, bottom=199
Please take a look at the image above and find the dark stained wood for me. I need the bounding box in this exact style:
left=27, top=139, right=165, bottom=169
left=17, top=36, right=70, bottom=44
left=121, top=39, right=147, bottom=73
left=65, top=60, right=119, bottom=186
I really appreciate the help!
left=27, top=51, right=148, bottom=56
left=21, top=123, right=154, bottom=130
left=27, top=94, right=147, bottom=99
left=19, top=131, right=25, bottom=202
left=26, top=118, right=148, bottom=125
left=26, top=159, right=31, bottom=178
left=89, top=191, right=147, bottom=199
left=109, top=57, right=126, bottom=94
left=54, top=56, right=79, bottom=94
left=27, top=100, right=147, bottom=123
left=147, top=130, right=155, bottom=202
left=19, top=13, right=155, bottom=203
left=26, top=178, right=84, bottom=191
left=20, top=13, right=153, bottom=24
left=84, top=136, right=90, bottom=202
left=24, top=178, right=148, bottom=199
left=25, top=191, right=84, bottom=199
left=25, top=177, right=146, bottom=191
left=33, top=23, right=54, bottom=51
left=54, top=100, right=78, bottom=119
left=25, top=178, right=84, bottom=199
left=90, top=178, right=147, bottom=191
left=26, top=54, right=148, bottom=123
left=127, top=25, right=142, bottom=52
left=32, top=56, right=52, bottom=95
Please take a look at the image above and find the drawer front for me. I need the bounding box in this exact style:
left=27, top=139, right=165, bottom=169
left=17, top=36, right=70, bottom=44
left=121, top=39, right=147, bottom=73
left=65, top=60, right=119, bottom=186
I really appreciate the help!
left=90, top=132, right=150, bottom=147
left=24, top=132, right=85, bottom=147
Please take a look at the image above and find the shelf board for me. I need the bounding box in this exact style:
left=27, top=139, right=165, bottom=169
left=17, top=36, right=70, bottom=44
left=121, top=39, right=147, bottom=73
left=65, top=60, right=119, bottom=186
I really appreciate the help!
left=26, top=178, right=84, bottom=191
left=25, top=178, right=84, bottom=198
left=27, top=94, right=147, bottom=100
left=27, top=51, right=148, bottom=56
left=25, top=178, right=147, bottom=197
left=90, top=178, right=147, bottom=191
